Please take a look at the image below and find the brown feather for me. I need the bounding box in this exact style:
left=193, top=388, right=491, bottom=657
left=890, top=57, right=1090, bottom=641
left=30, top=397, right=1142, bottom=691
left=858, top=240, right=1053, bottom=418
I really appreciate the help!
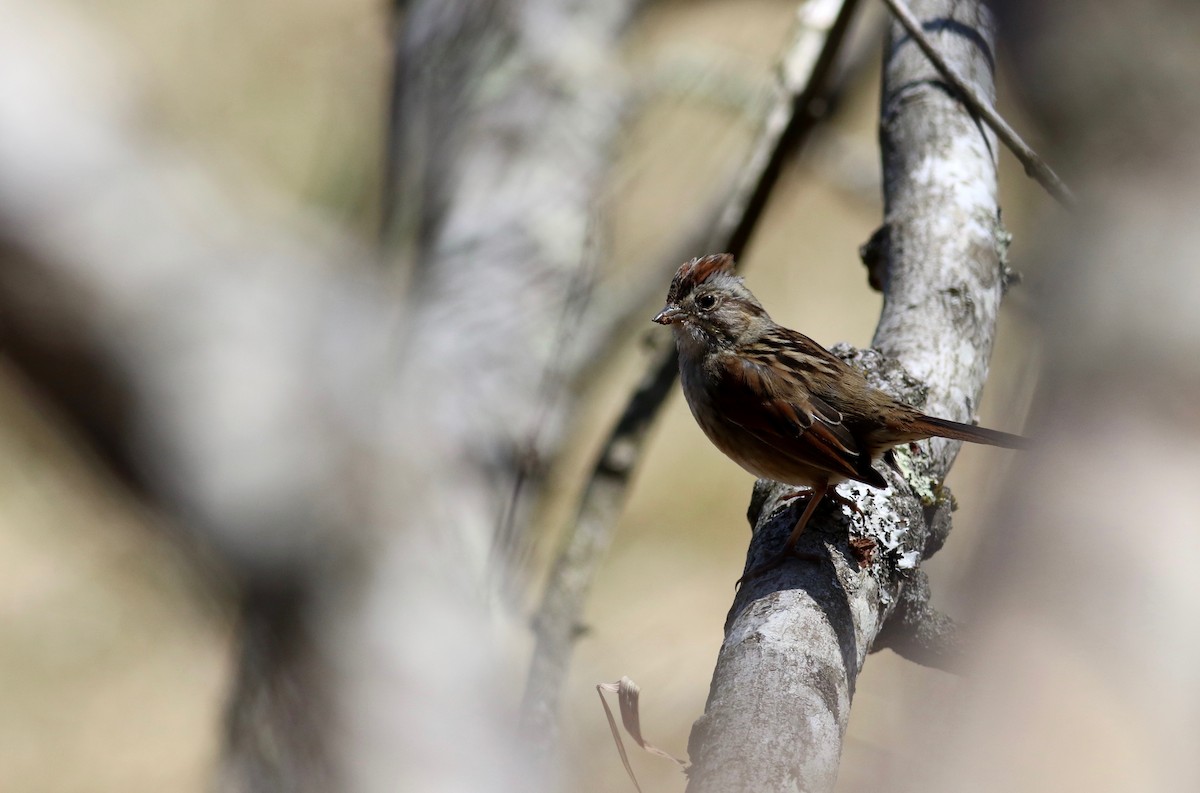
left=666, top=253, right=735, bottom=304
left=707, top=355, right=887, bottom=488
left=883, top=413, right=1028, bottom=449
left=659, top=254, right=1026, bottom=498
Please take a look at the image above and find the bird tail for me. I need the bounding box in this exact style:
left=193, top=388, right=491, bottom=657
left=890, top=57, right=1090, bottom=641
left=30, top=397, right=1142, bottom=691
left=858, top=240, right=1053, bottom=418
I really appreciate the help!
left=911, top=415, right=1028, bottom=449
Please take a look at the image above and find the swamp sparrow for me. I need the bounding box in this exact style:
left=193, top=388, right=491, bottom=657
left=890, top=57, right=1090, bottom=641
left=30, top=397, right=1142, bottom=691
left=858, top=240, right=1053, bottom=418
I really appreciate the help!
left=653, top=253, right=1025, bottom=576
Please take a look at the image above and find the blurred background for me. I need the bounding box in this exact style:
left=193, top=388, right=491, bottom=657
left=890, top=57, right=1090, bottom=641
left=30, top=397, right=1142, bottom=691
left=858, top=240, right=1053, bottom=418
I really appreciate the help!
left=0, top=0, right=1045, bottom=791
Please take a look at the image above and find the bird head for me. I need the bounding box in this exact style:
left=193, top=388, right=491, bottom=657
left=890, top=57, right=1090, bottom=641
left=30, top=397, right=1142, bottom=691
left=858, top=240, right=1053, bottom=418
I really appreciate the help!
left=653, top=254, right=770, bottom=352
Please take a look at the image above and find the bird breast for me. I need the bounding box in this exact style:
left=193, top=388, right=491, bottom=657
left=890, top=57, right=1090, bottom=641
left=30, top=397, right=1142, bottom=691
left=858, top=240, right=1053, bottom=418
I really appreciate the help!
left=678, top=354, right=836, bottom=488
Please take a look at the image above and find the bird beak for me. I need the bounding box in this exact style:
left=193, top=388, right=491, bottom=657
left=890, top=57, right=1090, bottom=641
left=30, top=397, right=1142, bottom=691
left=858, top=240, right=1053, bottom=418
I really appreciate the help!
left=653, top=305, right=685, bottom=325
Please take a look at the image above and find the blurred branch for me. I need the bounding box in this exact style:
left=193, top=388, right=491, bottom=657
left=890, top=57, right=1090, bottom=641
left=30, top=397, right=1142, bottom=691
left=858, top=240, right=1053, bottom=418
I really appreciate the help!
left=0, top=0, right=636, bottom=790
left=685, top=1, right=1008, bottom=790
left=879, top=0, right=1075, bottom=207
left=913, top=3, right=1200, bottom=790
left=520, top=0, right=864, bottom=756
left=385, top=0, right=639, bottom=577
left=564, top=184, right=735, bottom=385
left=0, top=1, right=380, bottom=575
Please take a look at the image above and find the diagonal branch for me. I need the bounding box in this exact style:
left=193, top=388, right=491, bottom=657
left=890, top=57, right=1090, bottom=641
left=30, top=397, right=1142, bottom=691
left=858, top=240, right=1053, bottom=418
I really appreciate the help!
left=520, top=0, right=864, bottom=755
left=878, top=0, right=1075, bottom=207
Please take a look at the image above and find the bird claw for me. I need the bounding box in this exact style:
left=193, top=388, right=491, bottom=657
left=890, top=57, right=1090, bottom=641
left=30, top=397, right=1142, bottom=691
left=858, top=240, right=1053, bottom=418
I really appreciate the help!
left=781, top=485, right=861, bottom=516
left=776, top=487, right=814, bottom=506
left=827, top=489, right=863, bottom=516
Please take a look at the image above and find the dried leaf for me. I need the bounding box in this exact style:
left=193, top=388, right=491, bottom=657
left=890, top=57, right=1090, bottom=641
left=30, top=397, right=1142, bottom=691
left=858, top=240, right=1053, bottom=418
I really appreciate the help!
left=596, top=677, right=689, bottom=793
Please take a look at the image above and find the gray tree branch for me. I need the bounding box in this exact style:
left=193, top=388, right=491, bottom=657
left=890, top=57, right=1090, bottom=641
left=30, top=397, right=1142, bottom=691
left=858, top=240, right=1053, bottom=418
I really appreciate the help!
left=878, top=0, right=1073, bottom=206
left=0, top=0, right=635, bottom=790
left=685, top=2, right=1008, bottom=790
left=386, top=0, right=638, bottom=574
left=520, top=0, right=864, bottom=759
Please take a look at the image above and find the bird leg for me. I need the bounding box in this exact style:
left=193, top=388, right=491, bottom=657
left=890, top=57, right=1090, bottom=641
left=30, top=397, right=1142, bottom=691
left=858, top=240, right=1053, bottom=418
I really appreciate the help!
left=737, top=481, right=830, bottom=586
left=780, top=484, right=859, bottom=516
left=826, top=487, right=862, bottom=516
left=777, top=486, right=814, bottom=504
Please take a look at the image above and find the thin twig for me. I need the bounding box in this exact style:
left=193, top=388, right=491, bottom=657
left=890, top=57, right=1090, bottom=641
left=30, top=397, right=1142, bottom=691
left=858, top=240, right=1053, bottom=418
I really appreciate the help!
left=519, top=0, right=864, bottom=754
left=879, top=0, right=1076, bottom=207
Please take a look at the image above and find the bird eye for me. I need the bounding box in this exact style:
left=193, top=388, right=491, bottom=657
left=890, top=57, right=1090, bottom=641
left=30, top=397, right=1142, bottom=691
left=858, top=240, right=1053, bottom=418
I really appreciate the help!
left=696, top=293, right=718, bottom=310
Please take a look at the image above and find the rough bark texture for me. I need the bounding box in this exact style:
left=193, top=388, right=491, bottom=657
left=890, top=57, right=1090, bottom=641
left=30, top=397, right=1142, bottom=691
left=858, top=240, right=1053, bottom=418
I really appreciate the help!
left=0, top=0, right=633, bottom=790
left=685, top=2, right=1005, bottom=791
left=873, top=0, right=1004, bottom=442
left=878, top=0, right=1072, bottom=206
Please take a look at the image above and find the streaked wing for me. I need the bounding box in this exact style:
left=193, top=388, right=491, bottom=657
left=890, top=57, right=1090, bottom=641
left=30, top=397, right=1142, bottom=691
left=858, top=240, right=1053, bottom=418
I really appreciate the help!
left=712, top=347, right=885, bottom=487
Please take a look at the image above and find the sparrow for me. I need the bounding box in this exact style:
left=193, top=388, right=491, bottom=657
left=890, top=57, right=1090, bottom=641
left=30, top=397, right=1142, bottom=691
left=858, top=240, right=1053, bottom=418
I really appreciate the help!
left=653, top=253, right=1025, bottom=576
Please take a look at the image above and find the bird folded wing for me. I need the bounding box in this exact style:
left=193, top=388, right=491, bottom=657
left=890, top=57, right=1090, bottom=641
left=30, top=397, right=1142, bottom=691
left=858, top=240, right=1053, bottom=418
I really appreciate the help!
left=718, top=357, right=880, bottom=485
